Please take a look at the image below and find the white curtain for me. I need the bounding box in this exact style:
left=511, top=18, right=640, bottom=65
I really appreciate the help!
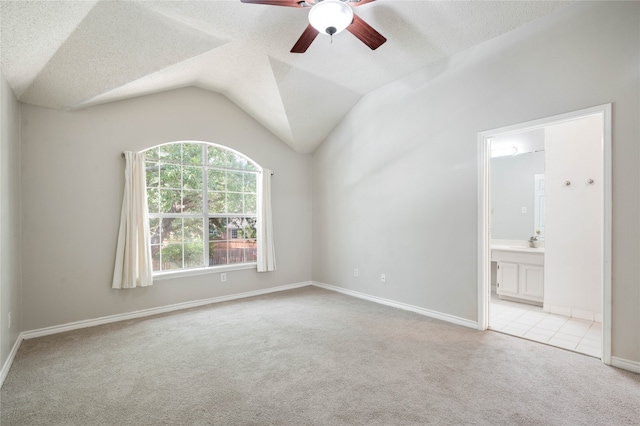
left=112, top=151, right=153, bottom=289
left=257, top=168, right=276, bottom=272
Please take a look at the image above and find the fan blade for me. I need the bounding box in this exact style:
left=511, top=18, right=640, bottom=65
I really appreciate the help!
left=240, top=0, right=305, bottom=8
left=291, top=24, right=319, bottom=53
left=346, top=14, right=386, bottom=50
left=349, top=0, right=376, bottom=6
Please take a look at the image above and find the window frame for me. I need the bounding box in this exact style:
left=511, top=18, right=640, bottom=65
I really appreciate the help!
left=144, top=141, right=261, bottom=279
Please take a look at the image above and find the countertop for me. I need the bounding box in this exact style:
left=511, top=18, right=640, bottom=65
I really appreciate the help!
left=491, top=244, right=545, bottom=254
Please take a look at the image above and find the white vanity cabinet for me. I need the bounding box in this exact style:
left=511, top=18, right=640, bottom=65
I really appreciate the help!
left=492, top=247, right=544, bottom=304
left=496, top=262, right=519, bottom=297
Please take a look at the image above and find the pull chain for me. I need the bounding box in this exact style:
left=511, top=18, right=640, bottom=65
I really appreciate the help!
left=326, top=26, right=337, bottom=44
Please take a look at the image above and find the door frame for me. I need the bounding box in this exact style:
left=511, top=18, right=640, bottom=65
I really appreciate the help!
left=477, top=104, right=612, bottom=365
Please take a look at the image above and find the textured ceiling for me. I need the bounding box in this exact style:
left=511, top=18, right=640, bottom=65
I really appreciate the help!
left=1, top=0, right=572, bottom=153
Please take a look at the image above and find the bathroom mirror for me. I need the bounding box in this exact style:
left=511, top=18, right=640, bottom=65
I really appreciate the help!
left=490, top=129, right=546, bottom=241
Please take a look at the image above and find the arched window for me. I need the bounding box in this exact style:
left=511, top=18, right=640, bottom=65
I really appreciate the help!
left=144, top=142, right=259, bottom=273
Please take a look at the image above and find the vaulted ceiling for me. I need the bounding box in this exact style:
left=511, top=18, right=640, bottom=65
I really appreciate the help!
left=0, top=1, right=571, bottom=153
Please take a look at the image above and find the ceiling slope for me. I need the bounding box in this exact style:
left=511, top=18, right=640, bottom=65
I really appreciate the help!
left=0, top=0, right=573, bottom=153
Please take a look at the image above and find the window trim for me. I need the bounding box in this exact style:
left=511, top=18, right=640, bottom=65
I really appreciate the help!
left=144, top=140, right=261, bottom=276
left=153, top=262, right=257, bottom=281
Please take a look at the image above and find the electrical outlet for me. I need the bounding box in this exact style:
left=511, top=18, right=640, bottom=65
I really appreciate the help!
left=354, top=268, right=359, bottom=277
left=221, top=273, right=227, bottom=282
left=8, top=312, right=11, bottom=329
left=381, top=273, right=386, bottom=283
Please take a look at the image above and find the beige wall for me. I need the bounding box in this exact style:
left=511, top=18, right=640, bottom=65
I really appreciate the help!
left=312, top=1, right=640, bottom=363
left=20, top=87, right=312, bottom=331
left=1, top=71, right=22, bottom=369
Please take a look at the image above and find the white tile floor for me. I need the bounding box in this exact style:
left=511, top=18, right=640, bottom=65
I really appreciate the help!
left=489, top=293, right=602, bottom=358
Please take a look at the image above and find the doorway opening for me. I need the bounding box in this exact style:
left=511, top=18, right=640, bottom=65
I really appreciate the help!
left=477, top=104, right=612, bottom=364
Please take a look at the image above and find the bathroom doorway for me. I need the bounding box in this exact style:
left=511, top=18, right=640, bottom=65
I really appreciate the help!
left=477, top=104, right=612, bottom=364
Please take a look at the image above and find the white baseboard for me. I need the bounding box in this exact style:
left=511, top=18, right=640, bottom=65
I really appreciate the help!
left=312, top=281, right=478, bottom=329
left=544, top=304, right=601, bottom=322
left=0, top=335, right=24, bottom=389
left=611, top=356, right=640, bottom=374
left=543, top=304, right=572, bottom=317
left=21, top=281, right=312, bottom=340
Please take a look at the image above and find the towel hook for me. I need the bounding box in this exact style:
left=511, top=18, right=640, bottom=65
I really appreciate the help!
left=586, top=179, right=594, bottom=185
left=563, top=180, right=571, bottom=187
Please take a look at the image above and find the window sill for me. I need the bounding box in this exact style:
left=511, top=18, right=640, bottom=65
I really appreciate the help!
left=153, top=262, right=257, bottom=281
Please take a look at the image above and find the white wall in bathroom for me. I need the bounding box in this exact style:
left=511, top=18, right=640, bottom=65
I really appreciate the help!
left=544, top=114, right=602, bottom=318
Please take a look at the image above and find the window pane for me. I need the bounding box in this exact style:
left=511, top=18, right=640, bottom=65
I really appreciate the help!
left=146, top=162, right=160, bottom=187
left=182, top=190, right=203, bottom=214
left=209, top=218, right=227, bottom=240
left=241, top=217, right=257, bottom=239
left=161, top=218, right=182, bottom=244
left=162, top=244, right=183, bottom=271
left=209, top=241, right=228, bottom=266
left=228, top=240, right=245, bottom=264
left=243, top=172, right=256, bottom=193
left=184, top=241, right=204, bottom=269
left=227, top=171, right=243, bottom=192
left=208, top=169, right=225, bottom=191
left=182, top=143, right=202, bottom=165
left=245, top=162, right=257, bottom=171
left=227, top=193, right=243, bottom=214
left=244, top=194, right=256, bottom=215
left=149, top=218, right=160, bottom=245
left=233, top=239, right=256, bottom=263
left=160, top=189, right=182, bottom=213
left=228, top=217, right=241, bottom=240
left=160, top=164, right=181, bottom=188
left=151, top=245, right=161, bottom=271
left=245, top=244, right=257, bottom=262
left=146, top=147, right=160, bottom=161
left=229, top=217, right=255, bottom=239
left=208, top=192, right=225, bottom=214
left=160, top=144, right=181, bottom=163
left=183, top=166, right=202, bottom=190
left=208, top=146, right=227, bottom=168
left=228, top=152, right=246, bottom=170
left=147, top=188, right=160, bottom=213
left=184, top=218, right=204, bottom=242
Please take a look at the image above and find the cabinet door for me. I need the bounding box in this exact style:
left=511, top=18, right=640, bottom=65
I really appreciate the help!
left=519, top=264, right=544, bottom=301
left=497, top=262, right=519, bottom=297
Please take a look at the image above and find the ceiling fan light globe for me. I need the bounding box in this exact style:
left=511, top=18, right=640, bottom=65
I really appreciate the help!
left=309, top=0, right=353, bottom=36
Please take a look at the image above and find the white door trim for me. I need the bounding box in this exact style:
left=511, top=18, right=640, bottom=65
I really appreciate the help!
left=477, top=104, right=612, bottom=365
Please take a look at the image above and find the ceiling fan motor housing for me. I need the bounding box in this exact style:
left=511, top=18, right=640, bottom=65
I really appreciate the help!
left=308, top=0, right=354, bottom=36
left=240, top=0, right=386, bottom=53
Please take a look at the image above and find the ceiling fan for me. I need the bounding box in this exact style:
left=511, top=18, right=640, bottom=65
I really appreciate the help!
left=240, top=0, right=387, bottom=53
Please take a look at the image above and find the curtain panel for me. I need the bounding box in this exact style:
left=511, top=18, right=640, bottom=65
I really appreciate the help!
left=112, top=151, right=153, bottom=289
left=257, top=168, right=276, bottom=272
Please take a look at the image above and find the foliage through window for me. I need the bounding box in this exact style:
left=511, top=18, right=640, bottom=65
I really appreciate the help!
left=145, top=142, right=259, bottom=272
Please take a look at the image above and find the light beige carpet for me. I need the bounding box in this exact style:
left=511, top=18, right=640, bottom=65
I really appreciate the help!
left=2, top=286, right=639, bottom=425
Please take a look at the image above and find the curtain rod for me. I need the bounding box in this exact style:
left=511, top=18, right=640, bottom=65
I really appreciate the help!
left=120, top=152, right=274, bottom=175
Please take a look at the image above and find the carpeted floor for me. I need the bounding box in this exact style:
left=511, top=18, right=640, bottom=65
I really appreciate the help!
left=2, top=286, right=639, bottom=425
